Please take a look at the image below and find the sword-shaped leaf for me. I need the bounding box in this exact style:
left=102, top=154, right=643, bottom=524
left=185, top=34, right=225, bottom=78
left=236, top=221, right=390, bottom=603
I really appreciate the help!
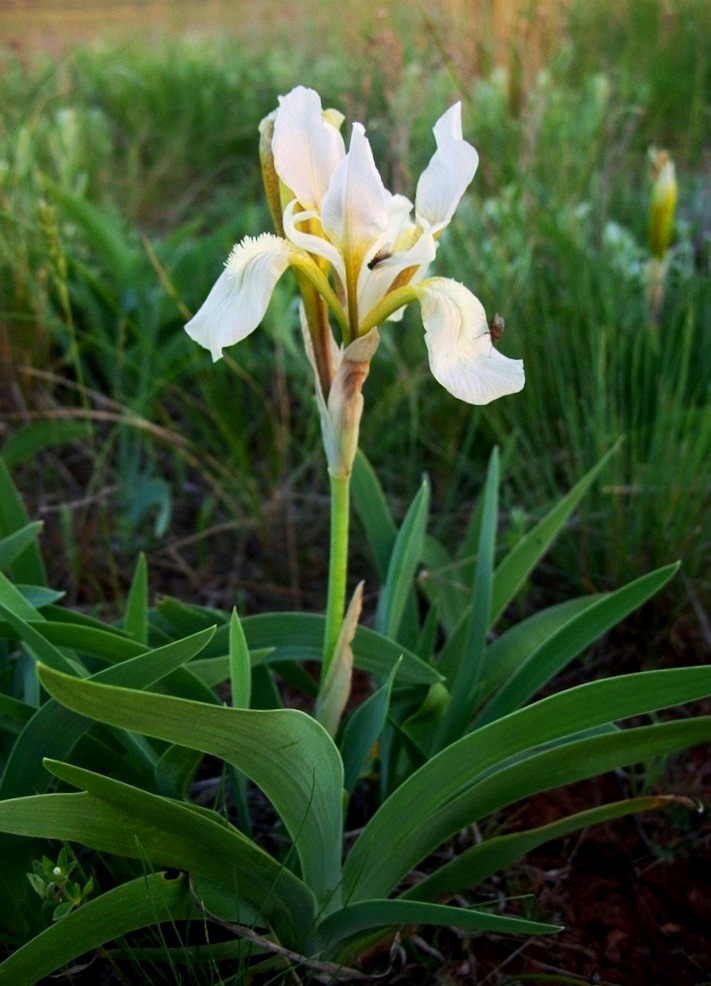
left=0, top=872, right=193, bottom=986
left=37, top=665, right=344, bottom=907
left=343, top=667, right=711, bottom=901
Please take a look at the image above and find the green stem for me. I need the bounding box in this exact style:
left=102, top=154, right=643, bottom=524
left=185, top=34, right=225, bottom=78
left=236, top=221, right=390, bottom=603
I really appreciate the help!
left=322, top=471, right=351, bottom=675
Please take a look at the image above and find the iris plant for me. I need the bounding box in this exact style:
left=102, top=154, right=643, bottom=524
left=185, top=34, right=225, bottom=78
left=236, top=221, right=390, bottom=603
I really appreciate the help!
left=186, top=86, right=524, bottom=729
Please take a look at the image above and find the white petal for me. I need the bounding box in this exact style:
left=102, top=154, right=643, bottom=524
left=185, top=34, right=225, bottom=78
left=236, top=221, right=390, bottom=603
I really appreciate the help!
left=418, top=278, right=524, bottom=404
left=272, top=86, right=345, bottom=212
left=320, top=123, right=389, bottom=264
left=283, top=200, right=346, bottom=284
left=185, top=234, right=293, bottom=361
left=358, top=228, right=436, bottom=322
left=415, top=103, right=479, bottom=232
left=381, top=192, right=415, bottom=247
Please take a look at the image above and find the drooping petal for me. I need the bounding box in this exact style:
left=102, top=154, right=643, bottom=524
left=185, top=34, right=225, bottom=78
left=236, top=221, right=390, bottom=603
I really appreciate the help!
left=185, top=234, right=293, bottom=361
left=418, top=278, right=525, bottom=404
left=320, top=123, right=389, bottom=269
left=415, top=103, right=479, bottom=232
left=272, top=86, right=345, bottom=212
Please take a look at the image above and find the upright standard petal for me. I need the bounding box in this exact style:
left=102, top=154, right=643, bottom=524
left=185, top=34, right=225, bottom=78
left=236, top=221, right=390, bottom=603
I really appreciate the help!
left=418, top=278, right=525, bottom=405
left=185, top=234, right=293, bottom=362
left=320, top=123, right=389, bottom=272
left=272, top=86, right=345, bottom=212
left=415, top=103, right=479, bottom=232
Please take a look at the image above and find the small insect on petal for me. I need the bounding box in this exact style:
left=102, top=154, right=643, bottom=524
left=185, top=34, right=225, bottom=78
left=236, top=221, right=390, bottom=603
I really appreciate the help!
left=488, top=313, right=505, bottom=343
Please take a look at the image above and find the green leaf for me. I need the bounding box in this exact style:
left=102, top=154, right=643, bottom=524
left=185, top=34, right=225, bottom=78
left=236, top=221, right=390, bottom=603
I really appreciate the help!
left=123, top=553, right=148, bottom=644
left=433, top=448, right=499, bottom=751
left=417, top=536, right=463, bottom=638
left=154, top=597, right=226, bottom=635
left=154, top=744, right=203, bottom=800
left=475, top=563, right=679, bottom=726
left=0, top=693, right=35, bottom=734
left=25, top=620, right=218, bottom=703
left=14, top=586, right=64, bottom=609
left=343, top=666, right=711, bottom=901
left=318, top=898, right=560, bottom=954
left=40, top=759, right=313, bottom=943
left=477, top=595, right=602, bottom=704
left=0, top=421, right=92, bottom=471
left=229, top=608, right=251, bottom=709
left=341, top=660, right=400, bottom=792
left=351, top=450, right=397, bottom=579
left=411, top=719, right=711, bottom=899
left=235, top=611, right=441, bottom=686
left=398, top=681, right=451, bottom=757
left=189, top=649, right=273, bottom=688
left=31, top=621, right=145, bottom=662
left=490, top=441, right=621, bottom=627
left=403, top=795, right=692, bottom=902
left=190, top=875, right=263, bottom=925
left=0, top=523, right=44, bottom=573
left=158, top=598, right=441, bottom=684
left=0, top=627, right=216, bottom=800
left=0, top=601, right=84, bottom=677
left=0, top=628, right=218, bottom=923
left=0, top=570, right=48, bottom=625
left=37, top=666, right=344, bottom=906
left=0, top=457, right=46, bottom=585
left=0, top=873, right=194, bottom=985
left=375, top=478, right=429, bottom=643
left=414, top=585, right=440, bottom=661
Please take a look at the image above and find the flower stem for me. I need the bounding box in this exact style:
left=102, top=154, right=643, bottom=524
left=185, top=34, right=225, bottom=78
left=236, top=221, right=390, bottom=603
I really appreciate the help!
left=323, top=470, right=350, bottom=675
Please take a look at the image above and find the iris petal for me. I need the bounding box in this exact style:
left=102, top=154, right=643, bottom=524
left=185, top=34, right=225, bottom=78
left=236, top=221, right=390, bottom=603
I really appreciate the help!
left=358, top=228, right=436, bottom=323
left=283, top=201, right=346, bottom=284
left=418, top=278, right=525, bottom=404
left=273, top=86, right=346, bottom=211
left=320, top=123, right=389, bottom=265
left=185, top=234, right=293, bottom=361
left=415, top=103, right=479, bottom=232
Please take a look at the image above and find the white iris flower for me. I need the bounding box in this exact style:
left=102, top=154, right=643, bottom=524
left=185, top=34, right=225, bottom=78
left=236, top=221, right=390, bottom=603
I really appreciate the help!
left=186, top=85, right=524, bottom=406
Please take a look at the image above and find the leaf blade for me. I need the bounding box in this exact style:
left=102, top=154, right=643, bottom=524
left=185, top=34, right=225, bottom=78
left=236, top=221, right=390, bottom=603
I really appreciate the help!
left=343, top=666, right=711, bottom=900
left=37, top=665, right=344, bottom=906
left=490, top=442, right=620, bottom=627
left=0, top=873, right=193, bottom=986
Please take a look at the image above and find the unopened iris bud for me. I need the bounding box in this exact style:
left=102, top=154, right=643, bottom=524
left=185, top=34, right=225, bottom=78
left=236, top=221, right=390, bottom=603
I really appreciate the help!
left=258, top=111, right=284, bottom=237
left=648, top=148, right=677, bottom=260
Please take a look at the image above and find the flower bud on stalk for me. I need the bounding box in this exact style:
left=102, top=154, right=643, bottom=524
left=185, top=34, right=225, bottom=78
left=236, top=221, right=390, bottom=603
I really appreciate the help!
left=646, top=148, right=677, bottom=326
left=648, top=149, right=677, bottom=261
left=258, top=112, right=285, bottom=237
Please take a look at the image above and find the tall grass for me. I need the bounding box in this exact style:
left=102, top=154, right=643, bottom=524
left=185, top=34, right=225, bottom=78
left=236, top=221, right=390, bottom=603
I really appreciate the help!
left=0, top=0, right=708, bottom=626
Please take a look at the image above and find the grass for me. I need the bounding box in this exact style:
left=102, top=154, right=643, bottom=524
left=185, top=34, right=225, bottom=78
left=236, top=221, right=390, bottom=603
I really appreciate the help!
left=0, top=0, right=708, bottom=632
